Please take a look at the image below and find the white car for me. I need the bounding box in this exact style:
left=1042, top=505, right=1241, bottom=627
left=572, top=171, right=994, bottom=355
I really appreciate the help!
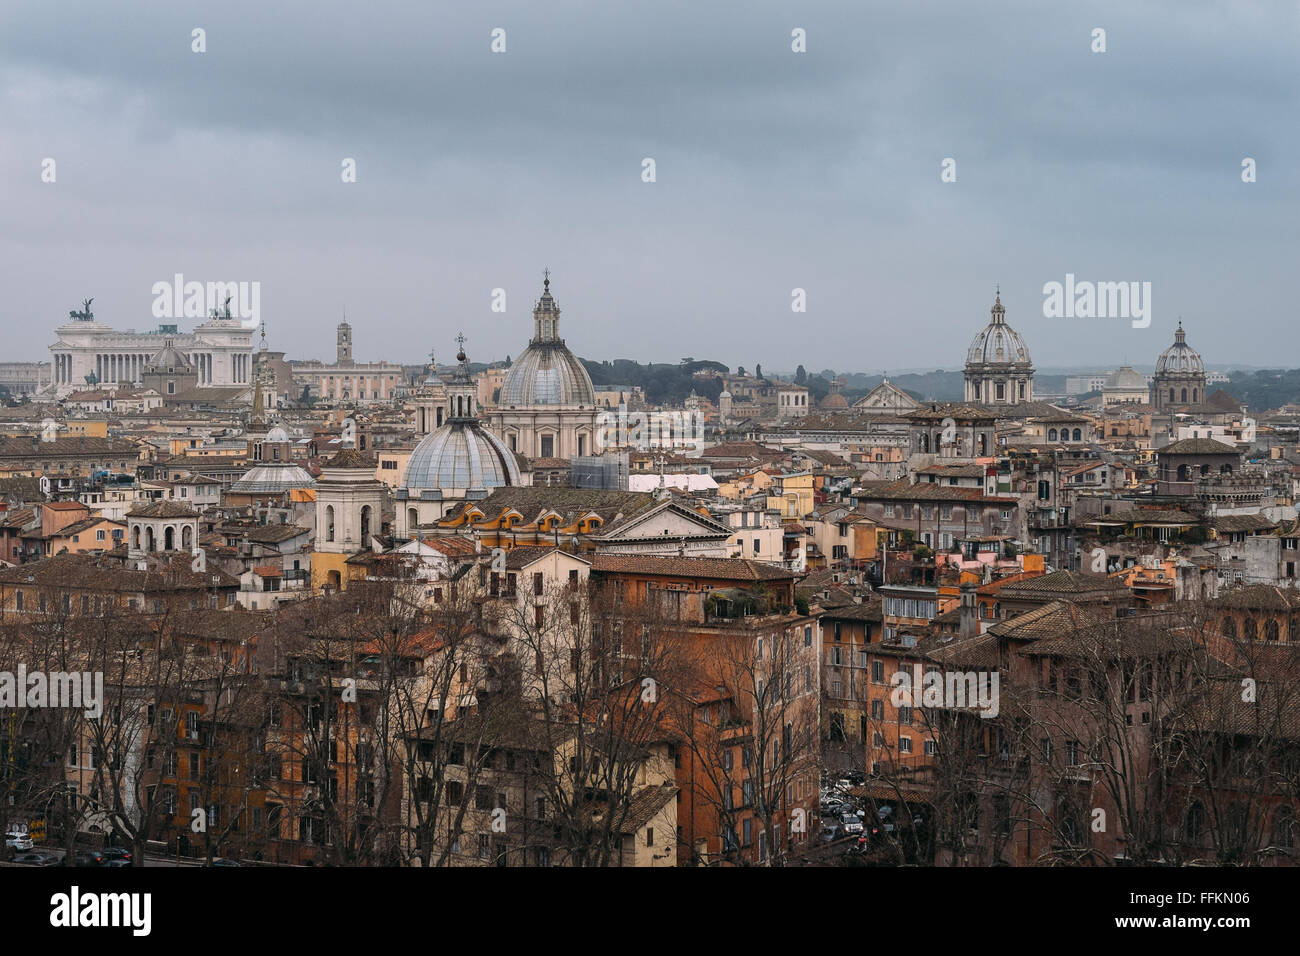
left=840, top=814, right=864, bottom=835
left=5, top=833, right=34, bottom=851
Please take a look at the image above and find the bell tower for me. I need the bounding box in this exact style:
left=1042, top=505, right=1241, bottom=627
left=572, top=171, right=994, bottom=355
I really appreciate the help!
left=337, top=318, right=353, bottom=366
left=447, top=334, right=478, bottom=421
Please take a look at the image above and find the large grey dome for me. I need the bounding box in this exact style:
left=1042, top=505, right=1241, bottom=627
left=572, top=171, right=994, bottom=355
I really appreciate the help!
left=402, top=422, right=520, bottom=490
left=230, top=462, right=316, bottom=494
left=499, top=344, right=596, bottom=406
left=1106, top=366, right=1148, bottom=389
left=498, top=275, right=596, bottom=407
left=966, top=294, right=1032, bottom=367
left=1155, top=322, right=1204, bottom=376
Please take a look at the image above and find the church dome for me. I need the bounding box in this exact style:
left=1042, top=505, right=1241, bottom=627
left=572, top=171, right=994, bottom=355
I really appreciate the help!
left=230, top=462, right=316, bottom=494
left=146, top=338, right=194, bottom=373
left=966, top=294, right=1032, bottom=368
left=1155, top=322, right=1204, bottom=376
left=498, top=275, right=596, bottom=407
left=402, top=422, right=520, bottom=490
left=403, top=338, right=521, bottom=491
left=1106, top=366, right=1148, bottom=390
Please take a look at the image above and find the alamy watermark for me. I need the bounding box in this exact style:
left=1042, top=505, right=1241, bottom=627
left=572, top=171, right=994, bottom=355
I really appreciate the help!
left=0, top=666, right=104, bottom=718
left=1042, top=273, right=1150, bottom=328
left=890, top=664, right=1000, bottom=718
left=151, top=273, right=260, bottom=324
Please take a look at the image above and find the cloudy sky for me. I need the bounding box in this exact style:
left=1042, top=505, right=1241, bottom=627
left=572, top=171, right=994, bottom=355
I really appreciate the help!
left=2, top=0, right=1295, bottom=373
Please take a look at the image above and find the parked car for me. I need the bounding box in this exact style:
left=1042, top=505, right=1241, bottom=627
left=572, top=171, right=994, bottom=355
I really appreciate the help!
left=5, top=833, right=34, bottom=852
left=101, top=846, right=132, bottom=863
left=818, top=824, right=843, bottom=843
left=840, top=813, right=864, bottom=835
left=72, top=849, right=105, bottom=867
left=11, top=850, right=59, bottom=866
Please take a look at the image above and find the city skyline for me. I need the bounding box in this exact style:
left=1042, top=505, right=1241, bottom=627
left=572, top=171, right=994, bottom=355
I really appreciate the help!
left=2, top=0, right=1295, bottom=368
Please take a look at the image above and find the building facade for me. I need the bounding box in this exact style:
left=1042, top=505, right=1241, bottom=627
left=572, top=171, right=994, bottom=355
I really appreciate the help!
left=48, top=305, right=253, bottom=397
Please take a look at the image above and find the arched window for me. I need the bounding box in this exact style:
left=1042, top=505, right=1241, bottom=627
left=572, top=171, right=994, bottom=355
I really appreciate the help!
left=164, top=526, right=174, bottom=551
left=1265, top=620, right=1279, bottom=642
left=1200, top=464, right=1210, bottom=476
left=1072, top=428, right=1082, bottom=442
left=1220, top=463, right=1233, bottom=475
left=1177, top=464, right=1191, bottom=482
left=182, top=525, right=193, bottom=549
left=145, top=527, right=156, bottom=551
left=360, top=505, right=372, bottom=540
left=1169, top=388, right=1176, bottom=403
left=1181, top=388, right=1188, bottom=403
left=1048, top=429, right=1058, bottom=442
left=325, top=505, right=335, bottom=543
left=1192, top=388, right=1198, bottom=403
left=327, top=570, right=341, bottom=591
left=1244, top=619, right=1258, bottom=641
left=920, top=433, right=930, bottom=453
left=131, top=526, right=141, bottom=551
left=408, top=507, right=418, bottom=531
left=1223, top=618, right=1237, bottom=640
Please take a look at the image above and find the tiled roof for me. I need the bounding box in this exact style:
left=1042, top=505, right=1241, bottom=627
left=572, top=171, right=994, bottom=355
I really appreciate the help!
left=55, top=516, right=123, bottom=537
left=127, top=500, right=200, bottom=519
left=617, top=783, right=678, bottom=834
left=0, top=551, right=237, bottom=591
left=986, top=600, right=1113, bottom=642
left=818, top=601, right=883, bottom=623
left=996, top=570, right=1127, bottom=598
left=906, top=403, right=999, bottom=422
left=218, top=522, right=311, bottom=544
left=1212, top=514, right=1277, bottom=533
left=699, top=442, right=785, bottom=459
left=502, top=545, right=591, bottom=570
left=1156, top=438, right=1239, bottom=455
left=590, top=554, right=798, bottom=582
left=1211, top=584, right=1300, bottom=612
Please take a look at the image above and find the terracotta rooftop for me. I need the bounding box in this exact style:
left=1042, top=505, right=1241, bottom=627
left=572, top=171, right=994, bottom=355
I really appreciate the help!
left=590, top=554, right=797, bottom=582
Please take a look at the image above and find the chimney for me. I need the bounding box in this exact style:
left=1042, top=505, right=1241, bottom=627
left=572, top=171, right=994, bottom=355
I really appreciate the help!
left=959, top=580, right=978, bottom=640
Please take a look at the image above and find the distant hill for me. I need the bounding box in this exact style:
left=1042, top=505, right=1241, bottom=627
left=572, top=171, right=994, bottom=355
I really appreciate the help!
left=841, top=370, right=964, bottom=403
left=1225, top=369, right=1300, bottom=412
left=580, top=358, right=727, bottom=405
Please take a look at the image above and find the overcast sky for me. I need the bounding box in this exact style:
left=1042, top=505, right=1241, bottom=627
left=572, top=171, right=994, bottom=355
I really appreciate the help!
left=2, top=0, right=1296, bottom=373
